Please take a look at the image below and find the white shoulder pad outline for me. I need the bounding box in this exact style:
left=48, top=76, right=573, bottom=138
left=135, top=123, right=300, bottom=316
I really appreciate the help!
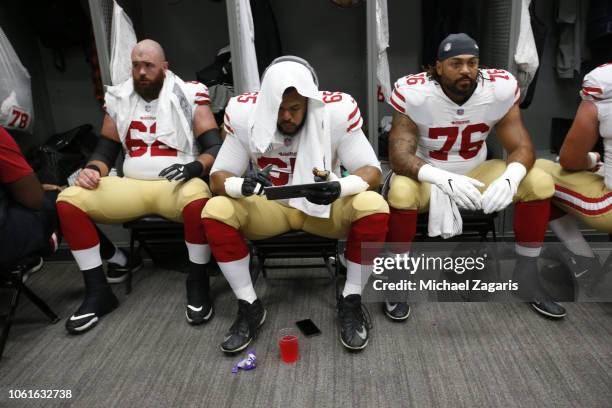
left=223, top=92, right=259, bottom=136
left=481, top=68, right=520, bottom=105
left=321, top=91, right=363, bottom=133
left=389, top=73, right=430, bottom=116
left=183, top=81, right=211, bottom=106
left=581, top=63, right=612, bottom=101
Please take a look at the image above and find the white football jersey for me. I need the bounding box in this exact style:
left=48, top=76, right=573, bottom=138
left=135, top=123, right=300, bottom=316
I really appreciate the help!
left=214, top=91, right=378, bottom=187
left=108, top=81, right=210, bottom=180
left=389, top=69, right=520, bottom=174
left=581, top=63, right=612, bottom=188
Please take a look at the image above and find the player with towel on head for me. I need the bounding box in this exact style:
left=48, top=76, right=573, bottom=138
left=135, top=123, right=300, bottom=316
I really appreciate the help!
left=202, top=56, right=389, bottom=352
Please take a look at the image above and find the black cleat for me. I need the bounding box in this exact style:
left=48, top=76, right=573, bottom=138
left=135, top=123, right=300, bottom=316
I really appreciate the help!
left=382, top=301, right=411, bottom=321
left=65, top=289, right=118, bottom=334
left=185, top=272, right=214, bottom=325
left=513, top=255, right=566, bottom=319
left=106, top=249, right=143, bottom=284
left=338, top=294, right=372, bottom=350
left=530, top=299, right=567, bottom=319
left=220, top=299, right=266, bottom=353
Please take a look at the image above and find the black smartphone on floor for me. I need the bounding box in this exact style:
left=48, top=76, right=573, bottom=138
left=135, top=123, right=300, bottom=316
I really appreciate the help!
left=296, top=319, right=322, bottom=337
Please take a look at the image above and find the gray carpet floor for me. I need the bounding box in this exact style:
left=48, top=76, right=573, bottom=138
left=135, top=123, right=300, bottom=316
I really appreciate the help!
left=0, top=261, right=611, bottom=408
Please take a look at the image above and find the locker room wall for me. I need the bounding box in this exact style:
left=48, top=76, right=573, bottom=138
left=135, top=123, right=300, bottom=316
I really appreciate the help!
left=38, top=45, right=104, bottom=135
left=130, top=0, right=230, bottom=83
left=268, top=0, right=368, bottom=118
left=378, top=0, right=422, bottom=120
left=520, top=0, right=582, bottom=153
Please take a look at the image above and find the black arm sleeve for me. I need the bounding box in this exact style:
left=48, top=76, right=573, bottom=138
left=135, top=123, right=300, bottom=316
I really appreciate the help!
left=89, top=136, right=122, bottom=170
left=197, top=128, right=222, bottom=158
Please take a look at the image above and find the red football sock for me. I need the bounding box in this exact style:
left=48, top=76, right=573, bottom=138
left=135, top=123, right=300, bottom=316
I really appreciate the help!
left=513, top=199, right=550, bottom=248
left=385, top=208, right=417, bottom=254
left=182, top=198, right=208, bottom=244
left=56, top=201, right=99, bottom=250
left=202, top=218, right=249, bottom=262
left=345, top=213, right=389, bottom=265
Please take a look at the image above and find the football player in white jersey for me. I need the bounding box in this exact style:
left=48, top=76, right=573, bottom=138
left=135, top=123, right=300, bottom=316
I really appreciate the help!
left=202, top=57, right=389, bottom=352
left=57, top=40, right=222, bottom=334
left=535, top=63, right=612, bottom=298
left=386, top=34, right=565, bottom=318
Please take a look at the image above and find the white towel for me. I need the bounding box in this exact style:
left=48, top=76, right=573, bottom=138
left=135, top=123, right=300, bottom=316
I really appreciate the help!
left=428, top=185, right=463, bottom=239
left=109, top=0, right=137, bottom=86
left=376, top=0, right=392, bottom=102
left=249, top=61, right=333, bottom=218
left=104, top=70, right=197, bottom=156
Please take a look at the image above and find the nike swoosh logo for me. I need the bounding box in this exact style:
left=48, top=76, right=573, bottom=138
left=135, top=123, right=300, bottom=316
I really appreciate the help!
left=386, top=302, right=398, bottom=312
left=356, top=327, right=367, bottom=340
left=224, top=335, right=233, bottom=342
left=70, top=313, right=95, bottom=321
left=574, top=269, right=588, bottom=278
left=188, top=305, right=203, bottom=312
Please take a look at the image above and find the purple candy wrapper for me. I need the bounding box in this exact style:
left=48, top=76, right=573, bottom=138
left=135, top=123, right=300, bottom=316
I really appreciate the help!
left=232, top=350, right=257, bottom=374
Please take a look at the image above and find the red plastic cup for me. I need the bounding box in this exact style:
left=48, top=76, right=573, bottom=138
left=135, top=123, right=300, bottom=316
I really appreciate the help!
left=279, top=328, right=299, bottom=363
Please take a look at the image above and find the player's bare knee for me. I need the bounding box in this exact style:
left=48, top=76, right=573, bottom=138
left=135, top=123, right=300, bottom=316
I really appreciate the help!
left=519, top=167, right=555, bottom=201
left=352, top=191, right=389, bottom=216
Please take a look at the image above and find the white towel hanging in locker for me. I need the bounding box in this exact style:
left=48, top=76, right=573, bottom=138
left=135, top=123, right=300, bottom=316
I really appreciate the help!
left=514, top=0, right=539, bottom=99
left=110, top=0, right=137, bottom=86
left=376, top=0, right=392, bottom=103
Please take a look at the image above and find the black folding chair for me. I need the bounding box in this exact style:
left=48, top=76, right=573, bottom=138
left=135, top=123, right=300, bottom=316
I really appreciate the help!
left=0, top=258, right=59, bottom=360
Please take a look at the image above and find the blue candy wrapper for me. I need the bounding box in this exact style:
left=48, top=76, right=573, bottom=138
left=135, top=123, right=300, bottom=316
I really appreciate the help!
left=232, top=350, right=257, bottom=374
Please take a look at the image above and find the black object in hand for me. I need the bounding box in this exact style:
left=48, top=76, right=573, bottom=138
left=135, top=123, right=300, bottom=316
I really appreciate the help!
left=304, top=181, right=340, bottom=205
left=242, top=165, right=273, bottom=196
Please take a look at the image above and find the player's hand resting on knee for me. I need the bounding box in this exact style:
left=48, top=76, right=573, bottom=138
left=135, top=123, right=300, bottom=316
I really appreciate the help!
left=418, top=164, right=484, bottom=211
left=76, top=167, right=102, bottom=190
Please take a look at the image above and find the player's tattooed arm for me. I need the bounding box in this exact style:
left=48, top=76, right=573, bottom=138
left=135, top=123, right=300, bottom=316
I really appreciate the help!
left=388, top=111, right=427, bottom=179
left=495, top=104, right=535, bottom=169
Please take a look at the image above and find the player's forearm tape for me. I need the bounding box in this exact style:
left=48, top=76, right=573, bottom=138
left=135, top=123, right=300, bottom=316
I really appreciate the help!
left=502, top=162, right=527, bottom=185
left=225, top=177, right=246, bottom=198
left=90, top=137, right=121, bottom=169
left=338, top=175, right=369, bottom=198
left=197, top=128, right=222, bottom=157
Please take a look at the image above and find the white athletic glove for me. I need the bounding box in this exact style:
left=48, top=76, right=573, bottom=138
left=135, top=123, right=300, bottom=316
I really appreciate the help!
left=481, top=162, right=527, bottom=214
left=418, top=164, right=485, bottom=211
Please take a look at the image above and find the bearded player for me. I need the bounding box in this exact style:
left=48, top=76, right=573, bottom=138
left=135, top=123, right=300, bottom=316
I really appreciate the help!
left=535, top=63, right=612, bottom=298
left=56, top=40, right=222, bottom=333
left=202, top=56, right=389, bottom=352
left=386, top=33, right=564, bottom=318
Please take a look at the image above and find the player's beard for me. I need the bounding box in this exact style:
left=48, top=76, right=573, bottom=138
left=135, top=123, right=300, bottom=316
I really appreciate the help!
left=442, top=75, right=477, bottom=99
left=277, top=112, right=307, bottom=136
left=134, top=71, right=165, bottom=101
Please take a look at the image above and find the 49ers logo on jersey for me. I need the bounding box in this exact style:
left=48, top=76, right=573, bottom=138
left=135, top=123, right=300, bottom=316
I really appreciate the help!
left=125, top=120, right=177, bottom=158
left=428, top=123, right=490, bottom=161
